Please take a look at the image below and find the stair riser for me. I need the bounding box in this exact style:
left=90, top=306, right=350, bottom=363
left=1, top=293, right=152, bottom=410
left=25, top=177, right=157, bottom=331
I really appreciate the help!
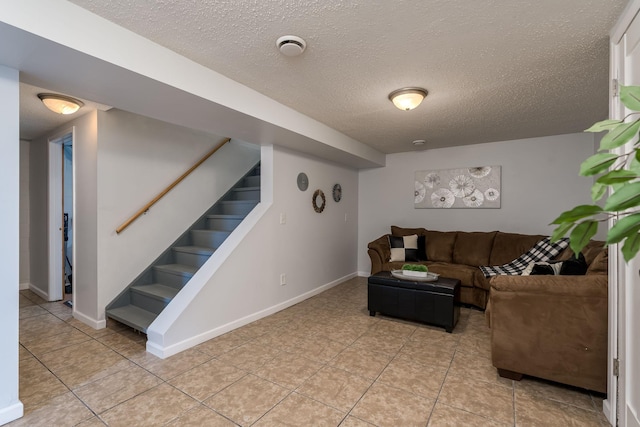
left=174, top=251, right=210, bottom=268
left=153, top=269, right=192, bottom=288
left=191, top=230, right=230, bottom=248
left=244, top=176, right=260, bottom=187
left=221, top=202, right=257, bottom=215
left=232, top=189, right=260, bottom=201
left=207, top=217, right=242, bottom=231
left=130, top=291, right=169, bottom=315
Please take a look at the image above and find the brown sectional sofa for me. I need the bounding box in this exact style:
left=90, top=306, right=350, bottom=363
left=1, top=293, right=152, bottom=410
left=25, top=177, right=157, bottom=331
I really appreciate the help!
left=367, top=226, right=608, bottom=392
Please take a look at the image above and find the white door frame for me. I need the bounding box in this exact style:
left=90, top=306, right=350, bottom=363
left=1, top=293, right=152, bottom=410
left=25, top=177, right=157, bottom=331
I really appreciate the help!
left=47, top=128, right=74, bottom=301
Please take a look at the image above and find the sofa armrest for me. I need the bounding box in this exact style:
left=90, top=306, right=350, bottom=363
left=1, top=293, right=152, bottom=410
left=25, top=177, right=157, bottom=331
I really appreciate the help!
left=367, top=234, right=390, bottom=275
left=489, top=274, right=607, bottom=392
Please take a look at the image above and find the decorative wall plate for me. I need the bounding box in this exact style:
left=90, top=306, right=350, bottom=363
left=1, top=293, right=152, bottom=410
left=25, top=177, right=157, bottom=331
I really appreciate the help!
left=332, top=183, right=342, bottom=202
left=312, top=189, right=326, bottom=213
left=297, top=172, right=309, bottom=191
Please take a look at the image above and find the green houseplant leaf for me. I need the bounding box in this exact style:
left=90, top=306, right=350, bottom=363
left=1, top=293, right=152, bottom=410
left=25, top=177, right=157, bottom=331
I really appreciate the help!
left=579, top=153, right=618, bottom=176
left=585, top=119, right=621, bottom=132
left=606, top=213, right=640, bottom=244
left=591, top=182, right=607, bottom=202
left=551, top=222, right=575, bottom=242
left=569, top=221, right=599, bottom=255
left=621, top=85, right=640, bottom=111
left=622, top=232, right=640, bottom=262
left=604, top=182, right=640, bottom=211
left=596, top=169, right=639, bottom=185
left=551, top=205, right=603, bottom=224
left=599, top=120, right=640, bottom=150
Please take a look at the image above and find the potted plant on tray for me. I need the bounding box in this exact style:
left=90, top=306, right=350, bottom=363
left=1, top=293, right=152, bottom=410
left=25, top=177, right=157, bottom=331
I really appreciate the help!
left=401, top=264, right=429, bottom=278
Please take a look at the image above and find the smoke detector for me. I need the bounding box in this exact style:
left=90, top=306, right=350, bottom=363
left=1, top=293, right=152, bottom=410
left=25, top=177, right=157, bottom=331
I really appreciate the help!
left=276, top=35, right=307, bottom=57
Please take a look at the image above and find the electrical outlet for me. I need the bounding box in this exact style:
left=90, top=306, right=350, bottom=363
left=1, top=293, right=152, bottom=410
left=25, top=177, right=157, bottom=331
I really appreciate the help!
left=344, top=213, right=348, bottom=222
left=280, top=213, right=286, bottom=224
left=280, top=273, right=286, bottom=286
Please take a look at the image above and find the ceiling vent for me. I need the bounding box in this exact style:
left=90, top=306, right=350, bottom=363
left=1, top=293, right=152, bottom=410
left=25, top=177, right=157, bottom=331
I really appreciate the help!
left=276, top=35, right=306, bottom=57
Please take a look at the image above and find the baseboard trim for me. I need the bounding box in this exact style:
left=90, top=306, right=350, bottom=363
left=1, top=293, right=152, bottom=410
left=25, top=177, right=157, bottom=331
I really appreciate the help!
left=357, top=271, right=371, bottom=277
left=27, top=284, right=49, bottom=301
left=0, top=401, right=23, bottom=425
left=603, top=399, right=613, bottom=425
left=147, top=272, right=358, bottom=359
left=72, top=310, right=106, bottom=330
left=19, top=281, right=30, bottom=291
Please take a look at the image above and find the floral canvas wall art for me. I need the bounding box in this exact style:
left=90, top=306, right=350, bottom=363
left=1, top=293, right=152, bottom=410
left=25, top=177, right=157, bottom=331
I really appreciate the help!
left=414, top=166, right=501, bottom=209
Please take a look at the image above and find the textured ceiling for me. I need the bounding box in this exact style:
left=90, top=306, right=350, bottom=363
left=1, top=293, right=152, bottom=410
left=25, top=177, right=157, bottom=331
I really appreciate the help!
left=50, top=0, right=626, bottom=153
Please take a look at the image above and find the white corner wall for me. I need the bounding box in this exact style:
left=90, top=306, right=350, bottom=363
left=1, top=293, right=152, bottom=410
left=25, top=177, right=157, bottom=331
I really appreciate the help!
left=0, top=66, right=23, bottom=425
left=96, top=109, right=261, bottom=323
left=357, top=132, right=601, bottom=272
left=147, top=145, right=359, bottom=356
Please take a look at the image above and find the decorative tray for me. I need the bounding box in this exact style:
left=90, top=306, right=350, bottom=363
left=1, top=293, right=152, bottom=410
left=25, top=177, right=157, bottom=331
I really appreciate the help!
left=390, top=270, right=440, bottom=282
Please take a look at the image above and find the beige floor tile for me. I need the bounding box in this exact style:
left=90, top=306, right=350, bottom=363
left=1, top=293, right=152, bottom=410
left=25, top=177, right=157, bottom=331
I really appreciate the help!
left=195, top=330, right=252, bottom=357
left=216, top=341, right=281, bottom=372
left=448, top=349, right=512, bottom=388
left=39, top=339, right=133, bottom=389
left=329, top=346, right=393, bottom=380
left=457, top=333, right=492, bottom=358
left=399, top=337, right=458, bottom=369
left=22, top=328, right=92, bottom=358
left=19, top=305, right=47, bottom=319
left=74, top=364, right=162, bottom=413
left=19, top=313, right=71, bottom=342
left=438, top=374, right=514, bottom=425
left=411, top=325, right=461, bottom=343
left=253, top=351, right=323, bottom=389
left=351, top=330, right=407, bottom=356
left=169, top=358, right=246, bottom=401
left=65, top=318, right=113, bottom=338
left=377, top=356, right=448, bottom=399
left=318, top=323, right=366, bottom=345
left=287, top=334, right=347, bottom=363
left=19, top=345, right=33, bottom=361
left=254, top=392, right=345, bottom=426
left=8, top=391, right=94, bottom=426
left=371, top=318, right=418, bottom=338
left=515, top=377, right=595, bottom=411
left=19, top=356, right=68, bottom=409
left=75, top=416, right=108, bottom=426
left=339, top=416, right=376, bottom=426
left=19, top=294, right=36, bottom=308
left=96, top=328, right=146, bottom=351
left=204, top=374, right=290, bottom=426
left=351, top=382, right=434, bottom=427
left=515, top=389, right=602, bottom=426
left=129, top=347, right=212, bottom=380
left=20, top=290, right=47, bottom=305
left=297, top=366, right=372, bottom=412
left=100, top=383, right=199, bottom=427
left=165, top=404, right=237, bottom=426
left=428, top=402, right=510, bottom=426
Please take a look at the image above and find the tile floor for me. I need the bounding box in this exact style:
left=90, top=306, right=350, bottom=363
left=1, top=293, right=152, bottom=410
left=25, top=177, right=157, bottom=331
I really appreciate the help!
left=13, top=277, right=609, bottom=426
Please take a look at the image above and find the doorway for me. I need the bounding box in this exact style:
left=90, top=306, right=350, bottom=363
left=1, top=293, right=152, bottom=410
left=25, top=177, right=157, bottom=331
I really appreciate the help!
left=48, top=129, right=74, bottom=302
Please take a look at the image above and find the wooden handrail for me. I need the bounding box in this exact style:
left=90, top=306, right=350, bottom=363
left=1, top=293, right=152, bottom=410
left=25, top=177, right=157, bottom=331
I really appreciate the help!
left=115, top=138, right=231, bottom=234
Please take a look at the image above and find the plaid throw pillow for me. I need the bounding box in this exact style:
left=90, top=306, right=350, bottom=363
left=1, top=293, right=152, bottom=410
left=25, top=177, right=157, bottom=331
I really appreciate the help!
left=388, top=234, right=420, bottom=262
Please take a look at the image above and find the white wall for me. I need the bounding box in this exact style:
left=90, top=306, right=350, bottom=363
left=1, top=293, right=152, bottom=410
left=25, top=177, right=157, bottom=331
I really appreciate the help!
left=95, top=109, right=261, bottom=323
left=148, top=145, right=359, bottom=356
left=0, top=66, right=23, bottom=425
left=357, top=132, right=600, bottom=272
left=28, top=136, right=49, bottom=297
left=19, top=140, right=30, bottom=288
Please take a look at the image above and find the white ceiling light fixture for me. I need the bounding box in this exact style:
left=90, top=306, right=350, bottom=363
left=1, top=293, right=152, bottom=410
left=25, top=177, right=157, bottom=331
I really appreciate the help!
left=388, top=87, right=428, bottom=111
left=37, top=93, right=84, bottom=115
left=412, top=139, right=426, bottom=146
left=276, top=35, right=307, bottom=57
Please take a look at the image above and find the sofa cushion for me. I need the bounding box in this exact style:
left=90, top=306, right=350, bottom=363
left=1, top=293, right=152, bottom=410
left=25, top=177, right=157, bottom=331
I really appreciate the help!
left=587, top=248, right=608, bottom=275
left=489, top=232, right=545, bottom=265
left=424, top=231, right=457, bottom=262
left=391, top=226, right=428, bottom=237
left=388, top=235, right=420, bottom=262
left=453, top=231, right=496, bottom=266
left=426, top=262, right=476, bottom=288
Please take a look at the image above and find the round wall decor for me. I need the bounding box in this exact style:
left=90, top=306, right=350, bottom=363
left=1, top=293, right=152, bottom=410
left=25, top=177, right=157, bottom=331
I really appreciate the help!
left=332, top=183, right=342, bottom=202
left=312, top=189, right=326, bottom=213
left=297, top=172, right=309, bottom=191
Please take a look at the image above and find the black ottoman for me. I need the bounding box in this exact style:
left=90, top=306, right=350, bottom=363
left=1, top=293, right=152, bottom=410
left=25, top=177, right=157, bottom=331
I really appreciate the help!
left=368, top=271, right=461, bottom=332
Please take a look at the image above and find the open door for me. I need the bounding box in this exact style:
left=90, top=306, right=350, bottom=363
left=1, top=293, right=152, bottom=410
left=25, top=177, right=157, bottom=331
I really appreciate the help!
left=47, top=129, right=73, bottom=301
left=609, top=4, right=640, bottom=426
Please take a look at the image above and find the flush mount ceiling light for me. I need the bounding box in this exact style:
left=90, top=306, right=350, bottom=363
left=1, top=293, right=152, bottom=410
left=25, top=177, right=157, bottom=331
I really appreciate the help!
left=37, top=93, right=84, bottom=115
left=412, top=139, right=426, bottom=146
left=276, top=35, right=307, bottom=57
left=388, top=87, right=428, bottom=111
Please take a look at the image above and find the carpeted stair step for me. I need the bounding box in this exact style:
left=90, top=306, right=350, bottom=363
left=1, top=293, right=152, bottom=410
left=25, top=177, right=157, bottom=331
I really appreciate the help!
left=106, top=305, right=156, bottom=333
left=130, top=283, right=180, bottom=314
left=206, top=214, right=244, bottom=232
left=172, top=246, right=215, bottom=268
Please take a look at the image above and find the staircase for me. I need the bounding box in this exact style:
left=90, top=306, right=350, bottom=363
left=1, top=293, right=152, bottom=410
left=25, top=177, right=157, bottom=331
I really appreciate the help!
left=106, top=163, right=260, bottom=333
